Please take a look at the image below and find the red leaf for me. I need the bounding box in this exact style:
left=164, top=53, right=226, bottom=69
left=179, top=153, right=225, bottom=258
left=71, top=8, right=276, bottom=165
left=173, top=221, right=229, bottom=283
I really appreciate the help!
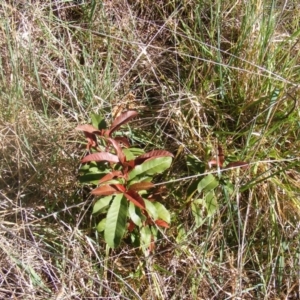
left=208, top=145, right=225, bottom=168
left=102, top=129, right=110, bottom=137
left=135, top=150, right=174, bottom=165
left=155, top=219, right=170, bottom=228
left=83, top=132, right=97, bottom=149
left=217, top=145, right=225, bottom=167
left=225, top=161, right=249, bottom=169
left=128, top=220, right=136, bottom=232
left=76, top=124, right=101, bottom=134
left=122, top=160, right=136, bottom=179
left=109, top=111, right=138, bottom=136
left=99, top=171, right=123, bottom=184
left=81, top=152, right=119, bottom=164
left=107, top=138, right=126, bottom=165
left=149, top=238, right=155, bottom=252
left=124, top=160, right=136, bottom=169
left=124, top=190, right=145, bottom=210
left=112, top=184, right=126, bottom=193
left=91, top=185, right=121, bottom=196
left=208, top=159, right=218, bottom=168
left=128, top=182, right=154, bottom=191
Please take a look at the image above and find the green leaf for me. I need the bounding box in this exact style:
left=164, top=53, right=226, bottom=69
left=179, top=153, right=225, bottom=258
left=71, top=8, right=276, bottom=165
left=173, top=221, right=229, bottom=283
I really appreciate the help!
left=150, top=225, right=158, bottom=239
left=191, top=201, right=205, bottom=227
left=79, top=173, right=106, bottom=184
left=223, top=180, right=234, bottom=194
left=89, top=167, right=103, bottom=173
left=104, top=194, right=128, bottom=248
left=186, top=154, right=206, bottom=174
left=130, top=231, right=140, bottom=247
left=123, top=148, right=145, bottom=161
left=140, top=226, right=152, bottom=249
left=80, top=161, right=108, bottom=172
left=91, top=112, right=107, bottom=130
left=93, top=196, right=113, bottom=214
left=128, top=202, right=143, bottom=227
left=197, top=174, right=219, bottom=193
left=186, top=177, right=203, bottom=201
left=152, top=202, right=170, bottom=223
left=80, top=163, right=90, bottom=171
left=96, top=218, right=106, bottom=232
left=128, top=157, right=172, bottom=181
left=128, top=175, right=153, bottom=185
left=176, top=225, right=187, bottom=243
left=205, top=191, right=218, bottom=216
left=144, top=199, right=158, bottom=220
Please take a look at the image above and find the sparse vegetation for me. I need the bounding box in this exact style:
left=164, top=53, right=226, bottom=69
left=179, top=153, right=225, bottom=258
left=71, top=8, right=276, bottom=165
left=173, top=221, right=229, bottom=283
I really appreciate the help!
left=1, top=0, right=300, bottom=299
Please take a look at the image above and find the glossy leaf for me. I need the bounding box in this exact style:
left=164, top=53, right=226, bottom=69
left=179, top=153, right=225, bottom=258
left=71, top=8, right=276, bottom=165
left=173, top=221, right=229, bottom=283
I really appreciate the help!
left=123, top=149, right=137, bottom=161
left=79, top=172, right=106, bottom=184
left=93, top=195, right=113, bottom=214
left=197, top=174, right=219, bottom=193
left=145, top=199, right=158, bottom=220
left=155, top=219, right=170, bottom=228
left=112, top=184, right=126, bottom=193
left=107, top=137, right=126, bottom=164
left=99, top=171, right=123, bottom=184
left=128, top=157, right=173, bottom=181
left=83, top=132, right=97, bottom=149
left=88, top=166, right=106, bottom=173
left=84, top=161, right=108, bottom=172
left=128, top=182, right=154, bottom=191
left=104, top=194, right=128, bottom=248
left=123, top=148, right=145, bottom=161
left=128, top=202, right=143, bottom=226
left=91, top=185, right=121, bottom=196
left=124, top=190, right=145, bottom=210
left=123, top=159, right=136, bottom=171
left=96, top=218, right=106, bottom=232
left=81, top=152, right=119, bottom=164
left=109, top=110, right=138, bottom=136
left=75, top=124, right=101, bottom=134
left=135, top=150, right=174, bottom=165
left=91, top=113, right=107, bottom=130
left=152, top=202, right=170, bottom=223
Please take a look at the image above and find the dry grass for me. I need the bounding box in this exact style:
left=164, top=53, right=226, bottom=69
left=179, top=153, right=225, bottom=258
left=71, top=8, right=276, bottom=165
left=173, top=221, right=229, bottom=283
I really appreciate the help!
left=1, top=0, right=300, bottom=299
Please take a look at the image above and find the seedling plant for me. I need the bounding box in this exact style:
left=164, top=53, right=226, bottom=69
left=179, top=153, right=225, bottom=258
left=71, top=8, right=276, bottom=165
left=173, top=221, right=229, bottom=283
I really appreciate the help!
left=185, top=145, right=248, bottom=228
left=76, top=111, right=173, bottom=252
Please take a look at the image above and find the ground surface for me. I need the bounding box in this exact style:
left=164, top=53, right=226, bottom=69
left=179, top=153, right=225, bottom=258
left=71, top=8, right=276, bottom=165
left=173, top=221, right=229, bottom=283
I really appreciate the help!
left=1, top=1, right=300, bottom=299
